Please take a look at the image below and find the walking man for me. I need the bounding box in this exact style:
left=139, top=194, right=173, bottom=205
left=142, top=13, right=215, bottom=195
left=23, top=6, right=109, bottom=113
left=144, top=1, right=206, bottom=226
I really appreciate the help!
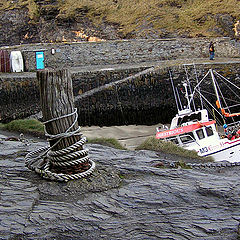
left=209, top=41, right=215, bottom=60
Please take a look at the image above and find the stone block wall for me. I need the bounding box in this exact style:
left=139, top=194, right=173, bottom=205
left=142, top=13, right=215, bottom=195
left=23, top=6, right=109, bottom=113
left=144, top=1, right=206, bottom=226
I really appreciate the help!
left=0, top=75, right=40, bottom=122
left=1, top=37, right=239, bottom=72
left=75, top=62, right=240, bottom=126
left=1, top=61, right=240, bottom=126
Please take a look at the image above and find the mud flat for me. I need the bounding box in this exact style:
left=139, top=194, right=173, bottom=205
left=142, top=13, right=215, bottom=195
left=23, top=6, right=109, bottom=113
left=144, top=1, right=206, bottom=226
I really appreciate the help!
left=81, top=124, right=158, bottom=150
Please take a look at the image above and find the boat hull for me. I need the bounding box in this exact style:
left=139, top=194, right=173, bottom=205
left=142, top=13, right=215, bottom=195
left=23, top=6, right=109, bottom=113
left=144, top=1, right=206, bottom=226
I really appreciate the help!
left=201, top=139, right=240, bottom=163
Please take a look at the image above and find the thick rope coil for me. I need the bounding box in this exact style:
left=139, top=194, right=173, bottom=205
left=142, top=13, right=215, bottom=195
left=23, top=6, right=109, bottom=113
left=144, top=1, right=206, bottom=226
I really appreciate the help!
left=25, top=109, right=95, bottom=182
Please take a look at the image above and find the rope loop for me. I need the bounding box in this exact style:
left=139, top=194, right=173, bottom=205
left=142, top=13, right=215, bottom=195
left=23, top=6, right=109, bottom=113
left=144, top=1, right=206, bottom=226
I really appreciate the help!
left=25, top=109, right=95, bottom=182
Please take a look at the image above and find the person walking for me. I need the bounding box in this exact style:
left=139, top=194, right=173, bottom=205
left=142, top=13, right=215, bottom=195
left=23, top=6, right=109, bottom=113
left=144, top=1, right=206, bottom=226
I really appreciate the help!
left=209, top=41, right=215, bottom=60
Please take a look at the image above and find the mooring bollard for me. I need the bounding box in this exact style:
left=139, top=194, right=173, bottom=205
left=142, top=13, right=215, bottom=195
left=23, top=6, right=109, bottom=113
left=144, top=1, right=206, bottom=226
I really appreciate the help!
left=25, top=69, right=95, bottom=181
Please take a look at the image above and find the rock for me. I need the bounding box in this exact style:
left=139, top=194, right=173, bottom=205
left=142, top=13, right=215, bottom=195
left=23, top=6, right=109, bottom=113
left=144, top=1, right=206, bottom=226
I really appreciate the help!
left=215, top=14, right=235, bottom=37
left=1, top=135, right=240, bottom=239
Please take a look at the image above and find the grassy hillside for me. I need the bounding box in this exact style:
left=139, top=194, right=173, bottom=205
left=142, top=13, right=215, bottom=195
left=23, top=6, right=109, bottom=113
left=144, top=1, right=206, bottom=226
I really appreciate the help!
left=0, top=0, right=239, bottom=38
left=59, top=0, right=240, bottom=37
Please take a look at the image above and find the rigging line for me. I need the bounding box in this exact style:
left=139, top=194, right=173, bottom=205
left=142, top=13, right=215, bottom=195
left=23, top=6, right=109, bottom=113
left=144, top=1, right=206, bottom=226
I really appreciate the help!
left=214, top=78, right=236, bottom=122
left=175, top=86, right=183, bottom=110
left=184, top=64, right=196, bottom=111
left=214, top=75, right=240, bottom=122
left=202, top=100, right=222, bottom=126
left=200, top=89, right=240, bottom=105
left=207, top=103, right=222, bottom=126
left=193, top=63, right=203, bottom=109
left=205, top=103, right=221, bottom=126
left=189, top=70, right=210, bottom=106
left=195, top=88, right=224, bottom=123
left=215, top=78, right=231, bottom=113
left=215, top=74, right=240, bottom=103
left=169, top=70, right=180, bottom=111
left=213, top=70, right=240, bottom=91
left=194, top=92, right=222, bottom=125
left=224, top=103, right=240, bottom=109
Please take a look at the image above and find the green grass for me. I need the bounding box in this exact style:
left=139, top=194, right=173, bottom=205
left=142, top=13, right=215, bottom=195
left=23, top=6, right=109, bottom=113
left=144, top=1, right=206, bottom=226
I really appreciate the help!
left=136, top=136, right=213, bottom=161
left=87, top=137, right=127, bottom=150
left=0, top=119, right=44, bottom=136
left=0, top=0, right=239, bottom=37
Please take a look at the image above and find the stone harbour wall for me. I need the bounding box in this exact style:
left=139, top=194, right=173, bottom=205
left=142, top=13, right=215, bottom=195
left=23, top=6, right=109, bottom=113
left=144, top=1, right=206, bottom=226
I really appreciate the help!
left=1, top=37, right=239, bottom=72
left=0, top=74, right=40, bottom=122
left=0, top=67, right=149, bottom=123
left=75, top=62, right=240, bottom=126
left=1, top=62, right=240, bottom=125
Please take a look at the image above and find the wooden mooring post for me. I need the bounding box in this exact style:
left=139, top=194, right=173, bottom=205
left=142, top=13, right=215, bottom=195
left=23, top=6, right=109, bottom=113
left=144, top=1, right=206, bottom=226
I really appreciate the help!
left=25, top=69, right=95, bottom=181
left=38, top=69, right=80, bottom=150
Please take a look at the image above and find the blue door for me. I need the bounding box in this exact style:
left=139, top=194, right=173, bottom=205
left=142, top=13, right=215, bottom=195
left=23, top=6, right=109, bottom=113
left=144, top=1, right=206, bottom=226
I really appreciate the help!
left=36, top=51, right=44, bottom=70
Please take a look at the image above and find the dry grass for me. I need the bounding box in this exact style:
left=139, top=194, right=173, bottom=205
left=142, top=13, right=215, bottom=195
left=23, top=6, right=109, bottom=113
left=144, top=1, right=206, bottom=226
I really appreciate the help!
left=0, top=0, right=239, bottom=37
left=58, top=0, right=240, bottom=37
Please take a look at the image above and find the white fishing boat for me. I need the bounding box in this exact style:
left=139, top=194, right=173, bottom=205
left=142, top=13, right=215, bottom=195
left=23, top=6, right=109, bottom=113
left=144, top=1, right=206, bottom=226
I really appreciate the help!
left=156, top=68, right=240, bottom=162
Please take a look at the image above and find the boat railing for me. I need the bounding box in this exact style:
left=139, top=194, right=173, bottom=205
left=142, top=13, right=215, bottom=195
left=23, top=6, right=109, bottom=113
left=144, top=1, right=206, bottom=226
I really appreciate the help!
left=226, top=121, right=240, bottom=128
left=156, top=124, right=169, bottom=133
left=180, top=119, right=201, bottom=126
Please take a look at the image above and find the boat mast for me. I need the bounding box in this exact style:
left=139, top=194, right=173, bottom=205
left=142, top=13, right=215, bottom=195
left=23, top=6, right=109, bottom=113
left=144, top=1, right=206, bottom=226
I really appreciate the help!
left=184, top=64, right=196, bottom=111
left=183, top=82, right=191, bottom=110
left=176, top=87, right=183, bottom=110
left=193, top=63, right=204, bottom=110
left=210, top=69, right=222, bottom=109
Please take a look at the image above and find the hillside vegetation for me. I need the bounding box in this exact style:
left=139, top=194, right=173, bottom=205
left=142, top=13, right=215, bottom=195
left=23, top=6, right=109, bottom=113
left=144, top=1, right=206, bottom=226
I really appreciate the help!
left=58, top=0, right=240, bottom=37
left=0, top=0, right=239, bottom=42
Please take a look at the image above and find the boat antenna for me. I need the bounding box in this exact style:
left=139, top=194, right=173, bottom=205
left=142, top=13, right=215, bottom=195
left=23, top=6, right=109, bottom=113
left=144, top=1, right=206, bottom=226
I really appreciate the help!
left=169, top=70, right=180, bottom=112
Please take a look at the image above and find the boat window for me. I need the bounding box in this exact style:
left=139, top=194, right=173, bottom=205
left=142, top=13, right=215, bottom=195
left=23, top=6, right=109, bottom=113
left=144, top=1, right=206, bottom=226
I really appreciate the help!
left=177, top=112, right=201, bottom=126
left=168, top=137, right=179, bottom=145
left=196, top=129, right=205, bottom=140
left=180, top=132, right=195, bottom=143
left=206, top=126, right=213, bottom=136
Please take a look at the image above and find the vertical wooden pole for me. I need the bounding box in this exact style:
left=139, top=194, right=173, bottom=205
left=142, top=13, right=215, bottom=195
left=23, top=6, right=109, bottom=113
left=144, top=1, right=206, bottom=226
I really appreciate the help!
left=38, top=69, right=89, bottom=174
left=38, top=69, right=81, bottom=150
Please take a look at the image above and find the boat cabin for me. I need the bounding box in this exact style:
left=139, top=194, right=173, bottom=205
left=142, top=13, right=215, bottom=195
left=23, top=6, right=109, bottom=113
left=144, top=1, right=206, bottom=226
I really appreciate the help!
left=166, top=123, right=217, bottom=147
left=156, top=109, right=219, bottom=149
left=170, top=109, right=209, bottom=129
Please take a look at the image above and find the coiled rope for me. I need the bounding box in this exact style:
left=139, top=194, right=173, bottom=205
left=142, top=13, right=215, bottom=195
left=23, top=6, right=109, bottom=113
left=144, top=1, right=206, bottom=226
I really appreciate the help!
left=25, top=108, right=95, bottom=182
left=157, top=159, right=240, bottom=169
